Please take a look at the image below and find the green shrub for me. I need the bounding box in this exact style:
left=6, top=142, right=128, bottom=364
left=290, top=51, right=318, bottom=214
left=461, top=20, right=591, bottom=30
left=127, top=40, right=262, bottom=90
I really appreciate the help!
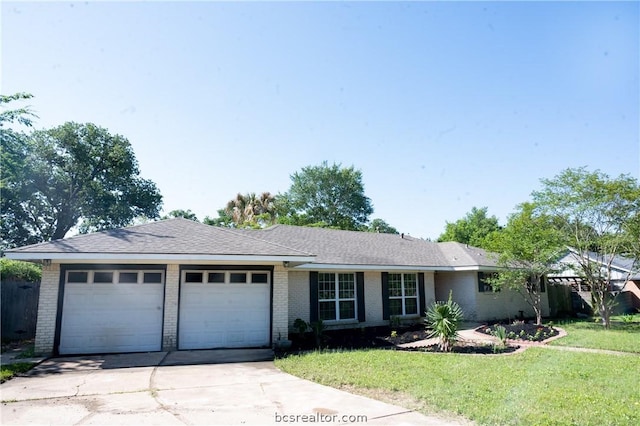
left=0, top=258, right=42, bottom=282
left=491, top=325, right=508, bottom=351
left=424, top=291, right=464, bottom=352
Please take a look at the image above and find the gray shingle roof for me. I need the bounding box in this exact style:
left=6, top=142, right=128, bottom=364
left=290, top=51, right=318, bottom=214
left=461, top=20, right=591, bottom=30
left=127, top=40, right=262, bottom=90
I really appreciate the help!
left=237, top=225, right=499, bottom=268
left=7, top=220, right=499, bottom=269
left=7, top=218, right=312, bottom=257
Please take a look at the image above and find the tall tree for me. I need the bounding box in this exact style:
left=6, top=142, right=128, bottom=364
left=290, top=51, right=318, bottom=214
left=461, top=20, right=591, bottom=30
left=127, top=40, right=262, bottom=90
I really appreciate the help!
left=532, top=167, right=640, bottom=328
left=365, top=218, right=399, bottom=234
left=2, top=122, right=163, bottom=246
left=162, top=209, right=199, bottom=222
left=1, top=93, right=39, bottom=249
left=487, top=203, right=566, bottom=325
left=207, top=192, right=277, bottom=228
left=438, top=206, right=501, bottom=249
left=282, top=161, right=373, bottom=230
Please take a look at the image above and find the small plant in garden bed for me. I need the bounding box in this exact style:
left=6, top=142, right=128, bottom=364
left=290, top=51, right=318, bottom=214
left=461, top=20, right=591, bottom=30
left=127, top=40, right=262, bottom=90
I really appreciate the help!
left=480, top=321, right=558, bottom=342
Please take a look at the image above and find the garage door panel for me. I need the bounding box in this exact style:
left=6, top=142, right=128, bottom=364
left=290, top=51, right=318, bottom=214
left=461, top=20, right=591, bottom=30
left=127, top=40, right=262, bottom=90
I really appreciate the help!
left=60, top=281, right=164, bottom=355
left=179, top=281, right=270, bottom=350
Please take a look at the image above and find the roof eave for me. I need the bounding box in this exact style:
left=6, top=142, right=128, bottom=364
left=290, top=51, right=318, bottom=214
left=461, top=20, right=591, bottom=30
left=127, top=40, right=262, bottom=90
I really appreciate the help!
left=4, top=252, right=316, bottom=264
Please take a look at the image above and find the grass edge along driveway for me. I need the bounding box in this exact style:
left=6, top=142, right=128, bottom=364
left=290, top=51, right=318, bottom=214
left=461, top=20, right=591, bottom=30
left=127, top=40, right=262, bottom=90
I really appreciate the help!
left=275, top=347, right=640, bottom=426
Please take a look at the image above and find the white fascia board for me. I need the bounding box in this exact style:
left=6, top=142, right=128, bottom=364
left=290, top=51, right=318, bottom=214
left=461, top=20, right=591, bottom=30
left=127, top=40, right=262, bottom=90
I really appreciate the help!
left=290, top=264, right=441, bottom=271
left=4, top=252, right=315, bottom=264
left=291, top=264, right=500, bottom=272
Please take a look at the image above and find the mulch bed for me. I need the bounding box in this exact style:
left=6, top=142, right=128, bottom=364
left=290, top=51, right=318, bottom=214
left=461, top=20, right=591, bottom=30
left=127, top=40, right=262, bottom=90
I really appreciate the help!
left=401, top=342, right=520, bottom=354
left=284, top=321, right=560, bottom=355
left=477, top=322, right=559, bottom=342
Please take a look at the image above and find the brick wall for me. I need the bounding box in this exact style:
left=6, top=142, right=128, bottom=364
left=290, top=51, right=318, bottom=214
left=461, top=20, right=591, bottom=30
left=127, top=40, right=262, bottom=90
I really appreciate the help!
left=272, top=265, right=289, bottom=343
left=162, top=264, right=179, bottom=350
left=34, top=263, right=60, bottom=355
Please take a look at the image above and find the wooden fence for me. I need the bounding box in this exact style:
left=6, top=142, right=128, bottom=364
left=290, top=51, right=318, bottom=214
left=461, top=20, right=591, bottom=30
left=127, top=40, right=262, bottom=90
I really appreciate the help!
left=1, top=280, right=41, bottom=340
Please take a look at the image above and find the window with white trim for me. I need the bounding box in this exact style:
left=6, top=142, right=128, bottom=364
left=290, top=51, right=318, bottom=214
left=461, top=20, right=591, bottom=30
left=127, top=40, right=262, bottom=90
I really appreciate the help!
left=388, top=273, right=418, bottom=316
left=318, top=272, right=356, bottom=321
left=65, top=270, right=164, bottom=284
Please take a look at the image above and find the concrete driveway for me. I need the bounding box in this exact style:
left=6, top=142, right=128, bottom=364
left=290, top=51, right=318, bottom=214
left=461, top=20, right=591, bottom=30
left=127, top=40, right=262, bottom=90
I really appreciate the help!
left=0, top=351, right=466, bottom=425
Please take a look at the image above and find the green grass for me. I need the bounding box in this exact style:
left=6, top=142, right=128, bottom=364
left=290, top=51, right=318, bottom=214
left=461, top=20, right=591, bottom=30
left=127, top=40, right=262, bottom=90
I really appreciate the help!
left=0, top=362, right=35, bottom=383
left=276, top=348, right=640, bottom=426
left=550, top=318, right=640, bottom=353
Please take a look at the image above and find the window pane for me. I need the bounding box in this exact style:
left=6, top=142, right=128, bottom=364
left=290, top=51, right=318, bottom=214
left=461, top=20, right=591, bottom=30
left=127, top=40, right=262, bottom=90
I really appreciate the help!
left=404, top=274, right=417, bottom=296
left=94, top=272, right=113, bottom=283
left=319, top=301, right=336, bottom=321
left=119, top=272, right=138, bottom=283
left=207, top=272, right=225, bottom=283
left=338, top=274, right=355, bottom=299
left=143, top=272, right=163, bottom=284
left=230, top=273, right=247, bottom=283
left=185, top=272, right=204, bottom=283
left=67, top=271, right=88, bottom=283
left=339, top=301, right=355, bottom=319
left=389, top=278, right=403, bottom=296
left=251, top=273, right=268, bottom=283
left=319, top=282, right=335, bottom=300
left=389, top=299, right=402, bottom=316
left=405, top=298, right=418, bottom=315
left=318, top=274, right=335, bottom=300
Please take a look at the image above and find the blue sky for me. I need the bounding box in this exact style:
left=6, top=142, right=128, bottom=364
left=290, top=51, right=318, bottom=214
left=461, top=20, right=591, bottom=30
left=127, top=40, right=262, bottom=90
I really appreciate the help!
left=2, top=1, right=638, bottom=240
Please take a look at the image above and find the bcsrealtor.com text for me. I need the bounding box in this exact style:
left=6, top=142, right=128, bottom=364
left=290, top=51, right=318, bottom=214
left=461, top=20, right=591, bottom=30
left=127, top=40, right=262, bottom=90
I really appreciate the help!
left=275, top=412, right=368, bottom=423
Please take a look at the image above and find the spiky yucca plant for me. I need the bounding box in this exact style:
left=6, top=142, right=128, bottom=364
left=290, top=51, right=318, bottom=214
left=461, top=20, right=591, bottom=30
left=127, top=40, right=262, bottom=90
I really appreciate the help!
left=425, top=291, right=464, bottom=352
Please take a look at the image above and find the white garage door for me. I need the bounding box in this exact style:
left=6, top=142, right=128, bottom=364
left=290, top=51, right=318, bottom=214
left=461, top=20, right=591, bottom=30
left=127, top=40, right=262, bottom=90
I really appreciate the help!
left=59, top=270, right=164, bottom=355
left=179, top=270, right=271, bottom=350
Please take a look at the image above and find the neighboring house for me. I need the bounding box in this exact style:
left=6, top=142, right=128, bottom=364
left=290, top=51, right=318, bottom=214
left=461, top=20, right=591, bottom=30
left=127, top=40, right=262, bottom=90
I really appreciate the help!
left=548, top=248, right=640, bottom=313
left=5, top=218, right=549, bottom=356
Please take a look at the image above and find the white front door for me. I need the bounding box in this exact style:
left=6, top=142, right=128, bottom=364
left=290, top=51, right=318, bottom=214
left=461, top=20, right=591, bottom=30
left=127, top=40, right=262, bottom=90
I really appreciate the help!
left=178, top=270, right=271, bottom=349
left=59, top=269, right=164, bottom=355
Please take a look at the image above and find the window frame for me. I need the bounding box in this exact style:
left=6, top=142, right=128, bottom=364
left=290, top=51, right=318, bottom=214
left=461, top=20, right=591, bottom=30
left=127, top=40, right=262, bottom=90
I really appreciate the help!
left=478, top=272, right=499, bottom=293
left=388, top=273, right=419, bottom=317
left=181, top=270, right=271, bottom=285
left=65, top=270, right=165, bottom=285
left=317, top=272, right=357, bottom=322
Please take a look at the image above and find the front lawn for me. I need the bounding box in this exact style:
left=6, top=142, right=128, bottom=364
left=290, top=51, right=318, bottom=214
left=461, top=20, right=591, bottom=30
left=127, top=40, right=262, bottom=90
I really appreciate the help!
left=276, top=348, right=640, bottom=426
left=550, top=318, right=640, bottom=353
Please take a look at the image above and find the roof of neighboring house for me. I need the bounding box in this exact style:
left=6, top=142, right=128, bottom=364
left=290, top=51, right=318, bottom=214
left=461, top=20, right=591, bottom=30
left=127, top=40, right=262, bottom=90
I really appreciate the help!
left=5, top=219, right=314, bottom=261
left=556, top=248, right=640, bottom=280
left=566, top=248, right=637, bottom=272
left=6, top=219, right=500, bottom=269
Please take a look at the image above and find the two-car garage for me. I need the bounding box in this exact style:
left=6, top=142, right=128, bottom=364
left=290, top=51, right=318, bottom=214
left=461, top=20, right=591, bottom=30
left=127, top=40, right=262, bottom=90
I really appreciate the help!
left=57, top=266, right=272, bottom=355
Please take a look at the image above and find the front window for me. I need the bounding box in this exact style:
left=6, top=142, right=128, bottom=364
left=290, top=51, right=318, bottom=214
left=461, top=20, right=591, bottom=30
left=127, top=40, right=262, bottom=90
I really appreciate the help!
left=318, top=273, right=356, bottom=321
left=389, top=273, right=418, bottom=316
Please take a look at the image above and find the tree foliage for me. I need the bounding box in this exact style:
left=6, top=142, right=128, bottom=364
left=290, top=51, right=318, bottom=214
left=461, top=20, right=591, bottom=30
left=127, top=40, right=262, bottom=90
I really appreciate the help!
left=365, top=218, right=399, bottom=234
left=487, top=202, right=566, bottom=325
left=0, top=258, right=42, bottom=282
left=162, top=209, right=199, bottom=222
left=438, top=206, right=501, bottom=249
left=1, top=122, right=163, bottom=248
left=532, top=167, right=640, bottom=328
left=281, top=161, right=373, bottom=231
left=1, top=93, right=39, bottom=248
left=205, top=192, right=276, bottom=228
